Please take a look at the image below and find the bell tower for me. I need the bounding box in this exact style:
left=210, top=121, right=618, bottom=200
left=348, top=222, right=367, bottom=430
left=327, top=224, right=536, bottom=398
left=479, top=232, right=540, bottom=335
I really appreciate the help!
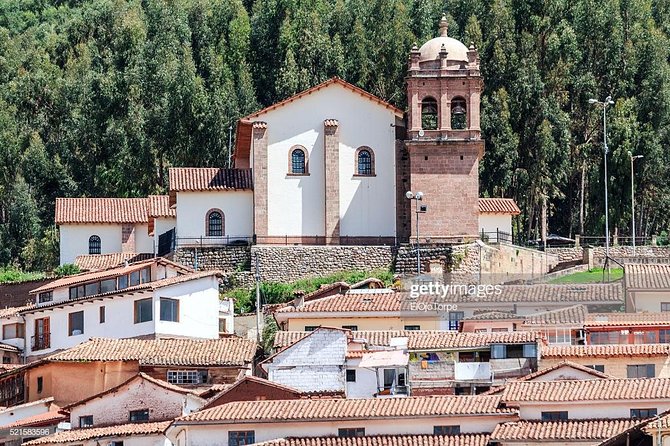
left=404, top=16, right=483, bottom=242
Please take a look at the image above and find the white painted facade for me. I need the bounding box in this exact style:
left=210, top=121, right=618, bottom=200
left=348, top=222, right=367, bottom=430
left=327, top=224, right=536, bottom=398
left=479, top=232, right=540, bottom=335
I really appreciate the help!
left=255, top=83, right=397, bottom=238
left=68, top=376, right=204, bottom=428
left=169, top=414, right=511, bottom=446
left=175, top=191, right=253, bottom=242
left=59, top=223, right=154, bottom=265
left=154, top=217, right=177, bottom=253
left=0, top=397, right=55, bottom=426
left=515, top=399, right=670, bottom=420
left=479, top=214, right=513, bottom=242
left=24, top=275, right=221, bottom=358
left=345, top=357, right=380, bottom=399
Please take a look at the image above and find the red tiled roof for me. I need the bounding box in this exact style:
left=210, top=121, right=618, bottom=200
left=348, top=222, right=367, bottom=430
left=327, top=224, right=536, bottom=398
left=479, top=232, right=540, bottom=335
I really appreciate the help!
left=23, top=421, right=171, bottom=445
left=274, top=330, right=537, bottom=351
left=523, top=304, right=588, bottom=326
left=0, top=411, right=66, bottom=429
left=45, top=337, right=257, bottom=366
left=55, top=197, right=148, bottom=224
left=502, top=377, right=670, bottom=403
left=253, top=435, right=492, bottom=446
left=174, top=395, right=513, bottom=424
left=74, top=253, right=154, bottom=271
left=625, top=264, right=670, bottom=290
left=478, top=198, right=521, bottom=215
left=148, top=195, right=176, bottom=218
left=542, top=343, right=670, bottom=358
left=169, top=168, right=253, bottom=191
left=585, top=312, right=670, bottom=327
left=491, top=419, right=638, bottom=441
left=514, top=360, right=614, bottom=382
left=0, top=304, right=33, bottom=318
left=464, top=311, right=521, bottom=321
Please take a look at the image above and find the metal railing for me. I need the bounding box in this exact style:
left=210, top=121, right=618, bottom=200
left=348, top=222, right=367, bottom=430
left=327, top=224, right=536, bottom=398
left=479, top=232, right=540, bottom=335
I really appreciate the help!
left=480, top=229, right=514, bottom=244
left=32, top=333, right=50, bottom=351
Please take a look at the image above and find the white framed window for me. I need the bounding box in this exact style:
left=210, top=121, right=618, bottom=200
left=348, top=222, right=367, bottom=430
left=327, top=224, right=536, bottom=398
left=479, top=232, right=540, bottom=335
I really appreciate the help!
left=167, top=370, right=208, bottom=385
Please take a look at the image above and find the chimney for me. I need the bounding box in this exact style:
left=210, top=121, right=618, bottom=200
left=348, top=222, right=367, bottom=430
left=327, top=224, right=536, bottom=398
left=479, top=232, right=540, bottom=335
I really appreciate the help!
left=293, top=290, right=306, bottom=308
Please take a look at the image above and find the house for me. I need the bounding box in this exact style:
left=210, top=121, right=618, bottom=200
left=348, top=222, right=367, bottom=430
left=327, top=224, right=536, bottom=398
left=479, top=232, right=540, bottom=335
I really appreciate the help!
left=269, top=327, right=540, bottom=397
left=478, top=198, right=521, bottom=243
left=0, top=305, right=29, bottom=360
left=23, top=421, right=172, bottom=446
left=490, top=419, right=639, bottom=446
left=540, top=344, right=670, bottom=378
left=203, top=376, right=306, bottom=409
left=165, top=395, right=516, bottom=446
left=25, top=258, right=225, bottom=358
left=56, top=197, right=154, bottom=265
left=584, top=312, right=670, bottom=344
left=624, top=263, right=670, bottom=312
left=0, top=336, right=257, bottom=407
left=74, top=252, right=154, bottom=271
left=0, top=397, right=66, bottom=446
left=511, top=360, right=614, bottom=382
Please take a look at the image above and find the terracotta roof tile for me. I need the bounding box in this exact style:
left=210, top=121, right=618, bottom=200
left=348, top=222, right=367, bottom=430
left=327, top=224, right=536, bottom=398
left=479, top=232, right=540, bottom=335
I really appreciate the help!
left=55, top=197, right=148, bottom=224
left=625, top=264, right=670, bottom=290
left=585, top=312, right=670, bottom=327
left=148, top=195, right=176, bottom=218
left=490, top=284, right=623, bottom=304
left=174, top=395, right=513, bottom=424
left=502, top=377, right=670, bottom=403
left=169, top=168, right=253, bottom=191
left=523, top=304, right=588, bottom=326
left=0, top=304, right=33, bottom=318
left=274, top=330, right=537, bottom=351
left=253, top=435, right=491, bottom=446
left=478, top=198, right=521, bottom=215
left=45, top=337, right=257, bottom=366
left=23, top=421, right=171, bottom=445
left=491, top=419, right=638, bottom=441
left=0, top=411, right=66, bottom=429
left=464, top=311, right=521, bottom=321
left=514, top=360, right=615, bottom=382
left=74, top=253, right=154, bottom=271
left=541, top=343, right=670, bottom=358
left=324, top=119, right=339, bottom=127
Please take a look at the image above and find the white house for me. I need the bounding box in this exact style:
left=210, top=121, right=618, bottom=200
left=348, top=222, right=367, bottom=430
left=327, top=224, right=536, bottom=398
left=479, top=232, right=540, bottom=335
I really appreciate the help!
left=478, top=198, right=520, bottom=243
left=24, top=258, right=227, bottom=358
left=56, top=198, right=154, bottom=265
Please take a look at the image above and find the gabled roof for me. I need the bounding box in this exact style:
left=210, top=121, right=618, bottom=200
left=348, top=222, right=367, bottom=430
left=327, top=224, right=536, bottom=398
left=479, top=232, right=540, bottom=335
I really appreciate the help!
left=542, top=343, right=670, bottom=358
left=0, top=410, right=66, bottom=430
left=513, top=360, right=614, bottom=382
left=173, top=395, right=514, bottom=424
left=274, top=330, right=537, bottom=351
left=55, top=197, right=148, bottom=224
left=502, top=377, right=670, bottom=403
left=522, top=304, right=588, bottom=326
left=63, top=372, right=196, bottom=410
left=74, top=253, right=154, bottom=272
left=23, top=421, right=172, bottom=445
left=147, top=195, right=176, bottom=218
left=478, top=198, right=521, bottom=215
left=491, top=419, right=639, bottom=442
left=625, top=263, right=670, bottom=290
left=45, top=337, right=257, bottom=366
left=203, top=375, right=302, bottom=409
left=252, top=435, right=492, bottom=446
left=585, top=311, right=670, bottom=327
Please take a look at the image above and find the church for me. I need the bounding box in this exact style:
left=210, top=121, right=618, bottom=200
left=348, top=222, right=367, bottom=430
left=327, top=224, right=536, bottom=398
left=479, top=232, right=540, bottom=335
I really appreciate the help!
left=56, top=18, right=520, bottom=264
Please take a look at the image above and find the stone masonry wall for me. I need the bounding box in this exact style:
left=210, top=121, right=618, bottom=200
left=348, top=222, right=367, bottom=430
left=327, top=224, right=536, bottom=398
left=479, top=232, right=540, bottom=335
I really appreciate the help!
left=546, top=246, right=670, bottom=264
left=174, top=246, right=251, bottom=273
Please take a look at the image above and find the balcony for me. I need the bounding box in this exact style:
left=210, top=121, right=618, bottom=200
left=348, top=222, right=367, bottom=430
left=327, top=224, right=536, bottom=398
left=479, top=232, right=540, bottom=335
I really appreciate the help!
left=454, top=362, right=492, bottom=382
left=32, top=333, right=50, bottom=351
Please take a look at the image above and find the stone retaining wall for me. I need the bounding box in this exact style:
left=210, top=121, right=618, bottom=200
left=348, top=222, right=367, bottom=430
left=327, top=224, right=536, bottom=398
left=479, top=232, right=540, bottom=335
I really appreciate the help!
left=174, top=246, right=250, bottom=272
left=546, top=246, right=670, bottom=264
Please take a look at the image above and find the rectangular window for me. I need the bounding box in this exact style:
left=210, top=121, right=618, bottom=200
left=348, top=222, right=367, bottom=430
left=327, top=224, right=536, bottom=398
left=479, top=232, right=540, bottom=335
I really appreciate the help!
left=346, top=370, right=356, bottom=382
left=99, top=306, right=106, bottom=324
left=627, top=364, right=656, bottom=378
left=134, top=298, right=153, bottom=324
left=433, top=426, right=460, bottom=435
left=448, top=311, right=465, bottom=330
left=338, top=428, right=365, bottom=438
left=586, top=365, right=605, bottom=373
left=631, top=408, right=657, bottom=418
left=160, top=298, right=179, bottom=322
left=2, top=323, right=24, bottom=340
left=662, top=303, right=670, bottom=312
left=140, top=267, right=151, bottom=284
left=69, top=287, right=78, bottom=300
left=219, top=318, right=227, bottom=334
left=68, top=311, right=84, bottom=336
left=228, top=431, right=255, bottom=446
left=541, top=411, right=568, bottom=421
left=304, top=326, right=318, bottom=332
left=100, top=279, right=117, bottom=294
left=84, top=282, right=100, bottom=296
left=79, top=415, right=93, bottom=428
left=491, top=344, right=507, bottom=359
left=342, top=325, right=358, bottom=331
left=38, top=292, right=53, bottom=303
left=404, top=325, right=421, bottom=331
left=37, top=376, right=43, bottom=394
left=492, top=328, right=509, bottom=332
left=660, top=330, right=670, bottom=344
left=129, top=409, right=150, bottom=422
left=130, top=270, right=141, bottom=286
left=523, top=343, right=537, bottom=358
left=167, top=370, right=207, bottom=385
left=118, top=275, right=129, bottom=290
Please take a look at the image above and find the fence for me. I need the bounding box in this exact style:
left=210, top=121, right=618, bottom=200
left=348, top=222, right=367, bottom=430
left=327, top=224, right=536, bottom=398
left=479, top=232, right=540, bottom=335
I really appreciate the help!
left=480, top=229, right=514, bottom=244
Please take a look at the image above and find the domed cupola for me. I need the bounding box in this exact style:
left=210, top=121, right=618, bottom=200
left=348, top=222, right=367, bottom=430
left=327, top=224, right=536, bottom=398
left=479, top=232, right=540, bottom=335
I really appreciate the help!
left=418, top=16, right=469, bottom=63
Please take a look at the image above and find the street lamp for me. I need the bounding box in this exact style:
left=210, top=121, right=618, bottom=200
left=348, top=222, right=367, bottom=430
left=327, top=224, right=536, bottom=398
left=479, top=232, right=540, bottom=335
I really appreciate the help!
left=628, top=151, right=643, bottom=254
left=406, top=191, right=426, bottom=275
left=589, top=96, right=615, bottom=260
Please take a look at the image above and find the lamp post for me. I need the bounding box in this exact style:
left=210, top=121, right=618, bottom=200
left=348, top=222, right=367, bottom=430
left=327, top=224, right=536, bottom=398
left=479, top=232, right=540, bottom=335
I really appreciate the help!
left=406, top=191, right=425, bottom=275
left=589, top=96, right=614, bottom=260
left=628, top=151, right=643, bottom=254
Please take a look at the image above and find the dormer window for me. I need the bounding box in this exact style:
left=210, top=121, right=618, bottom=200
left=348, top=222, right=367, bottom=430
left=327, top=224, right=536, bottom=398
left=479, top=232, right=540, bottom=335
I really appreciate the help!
left=421, top=97, right=438, bottom=130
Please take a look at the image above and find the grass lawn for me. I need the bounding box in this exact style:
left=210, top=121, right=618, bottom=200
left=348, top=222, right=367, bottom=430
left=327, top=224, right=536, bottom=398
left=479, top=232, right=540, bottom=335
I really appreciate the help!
left=549, top=267, right=623, bottom=284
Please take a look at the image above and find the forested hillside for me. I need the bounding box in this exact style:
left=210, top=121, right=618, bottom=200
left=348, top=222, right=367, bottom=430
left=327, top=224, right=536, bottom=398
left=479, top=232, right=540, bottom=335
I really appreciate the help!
left=1, top=0, right=670, bottom=270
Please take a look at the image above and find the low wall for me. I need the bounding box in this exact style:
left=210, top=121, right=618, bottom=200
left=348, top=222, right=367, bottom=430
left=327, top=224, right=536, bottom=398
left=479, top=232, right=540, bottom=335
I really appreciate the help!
left=546, top=246, right=670, bottom=266
left=174, top=246, right=250, bottom=272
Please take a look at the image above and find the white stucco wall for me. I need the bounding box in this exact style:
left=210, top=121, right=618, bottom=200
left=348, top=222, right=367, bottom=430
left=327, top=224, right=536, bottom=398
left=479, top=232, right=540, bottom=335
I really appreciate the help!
left=176, top=191, right=253, bottom=241
left=259, top=83, right=397, bottom=237
left=479, top=214, right=512, bottom=241
left=528, top=367, right=603, bottom=382
left=345, top=358, right=379, bottom=398
left=154, top=217, right=177, bottom=253
left=24, top=276, right=220, bottom=357
left=517, top=399, right=670, bottom=420
left=0, top=398, right=53, bottom=426
left=59, top=224, right=123, bottom=265
left=135, top=224, right=154, bottom=254
left=178, top=414, right=510, bottom=446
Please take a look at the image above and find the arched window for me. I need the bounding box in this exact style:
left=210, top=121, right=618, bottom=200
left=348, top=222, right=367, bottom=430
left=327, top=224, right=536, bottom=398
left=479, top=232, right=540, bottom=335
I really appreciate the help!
left=451, top=97, right=467, bottom=130
left=206, top=210, right=224, bottom=237
left=355, top=147, right=375, bottom=176
left=88, top=235, right=101, bottom=255
left=421, top=97, right=438, bottom=130
left=290, top=147, right=307, bottom=174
